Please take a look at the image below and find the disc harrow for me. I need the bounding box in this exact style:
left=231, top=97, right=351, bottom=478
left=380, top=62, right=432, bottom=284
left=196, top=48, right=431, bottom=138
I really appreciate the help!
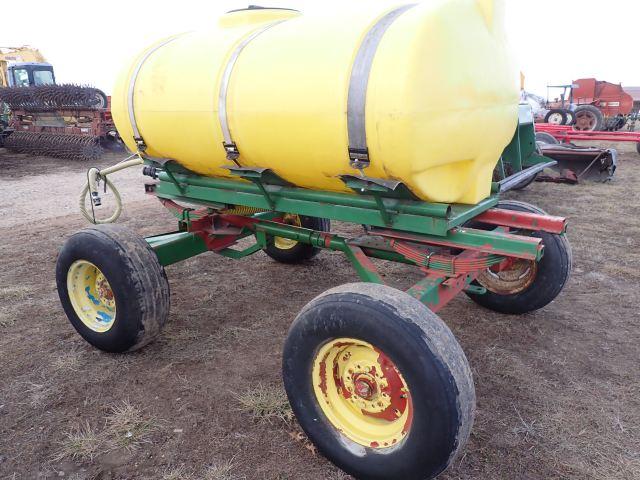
left=0, top=84, right=103, bottom=111
left=4, top=132, right=104, bottom=160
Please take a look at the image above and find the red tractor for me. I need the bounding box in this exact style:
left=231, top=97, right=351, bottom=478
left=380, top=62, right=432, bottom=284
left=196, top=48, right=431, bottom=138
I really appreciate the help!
left=545, top=78, right=634, bottom=131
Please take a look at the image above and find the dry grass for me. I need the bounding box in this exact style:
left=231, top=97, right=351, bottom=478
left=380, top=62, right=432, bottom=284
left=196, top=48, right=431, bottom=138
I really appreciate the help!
left=24, top=381, right=58, bottom=408
left=202, top=459, right=245, bottom=480
left=56, top=400, right=158, bottom=462
left=234, top=383, right=293, bottom=424
left=161, top=465, right=195, bottom=480
left=51, top=348, right=83, bottom=372
left=0, top=285, right=33, bottom=327
left=104, top=400, right=158, bottom=451
left=55, top=422, right=103, bottom=461
left=0, top=285, right=31, bottom=301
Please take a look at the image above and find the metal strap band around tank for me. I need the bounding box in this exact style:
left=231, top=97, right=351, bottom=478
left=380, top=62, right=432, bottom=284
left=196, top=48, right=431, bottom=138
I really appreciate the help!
left=347, top=4, right=417, bottom=169
left=219, top=20, right=289, bottom=164
left=127, top=36, right=182, bottom=152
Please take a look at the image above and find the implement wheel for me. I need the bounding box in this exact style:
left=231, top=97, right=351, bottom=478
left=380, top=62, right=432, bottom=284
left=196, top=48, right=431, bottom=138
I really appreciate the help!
left=56, top=225, right=170, bottom=352
left=465, top=200, right=572, bottom=314
left=283, top=283, right=475, bottom=480
left=264, top=214, right=330, bottom=264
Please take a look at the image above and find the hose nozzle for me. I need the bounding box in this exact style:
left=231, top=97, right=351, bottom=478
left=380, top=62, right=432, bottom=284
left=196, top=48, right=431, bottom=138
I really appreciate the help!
left=87, top=167, right=102, bottom=207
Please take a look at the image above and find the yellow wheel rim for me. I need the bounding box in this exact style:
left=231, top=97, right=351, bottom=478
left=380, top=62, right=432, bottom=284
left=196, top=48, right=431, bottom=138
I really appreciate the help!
left=66, top=260, right=117, bottom=333
left=312, top=338, right=413, bottom=449
left=274, top=214, right=302, bottom=250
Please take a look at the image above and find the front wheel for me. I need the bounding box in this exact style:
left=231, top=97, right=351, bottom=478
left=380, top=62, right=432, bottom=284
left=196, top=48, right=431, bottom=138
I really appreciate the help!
left=465, top=200, right=572, bottom=314
left=56, top=224, right=170, bottom=352
left=544, top=109, right=567, bottom=125
left=283, top=283, right=475, bottom=480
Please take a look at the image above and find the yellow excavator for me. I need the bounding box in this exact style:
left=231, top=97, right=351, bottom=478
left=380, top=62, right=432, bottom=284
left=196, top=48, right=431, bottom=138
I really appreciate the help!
left=0, top=46, right=49, bottom=87
left=0, top=46, right=114, bottom=158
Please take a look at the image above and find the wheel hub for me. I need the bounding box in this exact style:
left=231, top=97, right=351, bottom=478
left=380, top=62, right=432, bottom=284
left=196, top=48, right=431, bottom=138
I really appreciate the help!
left=274, top=213, right=301, bottom=250
left=353, top=373, right=376, bottom=400
left=312, top=338, right=412, bottom=448
left=477, top=258, right=538, bottom=295
left=574, top=111, right=596, bottom=131
left=66, top=260, right=117, bottom=332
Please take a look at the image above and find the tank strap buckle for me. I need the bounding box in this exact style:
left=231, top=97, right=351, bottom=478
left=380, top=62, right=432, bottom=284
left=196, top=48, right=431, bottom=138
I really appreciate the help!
left=223, top=142, right=240, bottom=162
left=349, top=148, right=370, bottom=169
left=134, top=136, right=147, bottom=152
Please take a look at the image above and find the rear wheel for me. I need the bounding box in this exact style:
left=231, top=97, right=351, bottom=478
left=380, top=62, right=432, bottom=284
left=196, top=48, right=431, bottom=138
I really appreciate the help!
left=465, top=200, right=572, bottom=314
left=283, top=283, right=475, bottom=480
left=56, top=224, right=170, bottom=352
left=573, top=105, right=604, bottom=131
left=264, top=214, right=330, bottom=264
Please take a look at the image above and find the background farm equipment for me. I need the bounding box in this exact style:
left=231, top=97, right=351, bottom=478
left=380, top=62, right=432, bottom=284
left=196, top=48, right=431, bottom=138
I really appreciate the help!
left=525, top=78, right=635, bottom=132
left=495, top=105, right=616, bottom=186
left=0, top=46, right=119, bottom=160
left=536, top=122, right=640, bottom=155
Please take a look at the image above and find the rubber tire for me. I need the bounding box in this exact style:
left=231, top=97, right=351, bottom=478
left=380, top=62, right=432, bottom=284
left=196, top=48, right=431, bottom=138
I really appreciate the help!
left=283, top=283, right=475, bottom=480
left=93, top=89, right=108, bottom=109
left=56, top=224, right=170, bottom=353
left=264, top=215, right=330, bottom=264
left=564, top=111, right=575, bottom=126
left=535, top=132, right=559, bottom=145
left=544, top=109, right=567, bottom=125
left=573, top=105, right=604, bottom=131
left=465, top=200, right=572, bottom=315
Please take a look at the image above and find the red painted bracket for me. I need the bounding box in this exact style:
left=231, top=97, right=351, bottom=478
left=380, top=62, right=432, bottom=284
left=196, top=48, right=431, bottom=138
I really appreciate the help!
left=474, top=208, right=567, bottom=234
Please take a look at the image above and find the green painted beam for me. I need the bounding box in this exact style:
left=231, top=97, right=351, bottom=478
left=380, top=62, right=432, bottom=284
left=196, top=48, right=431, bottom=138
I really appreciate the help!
left=146, top=231, right=208, bottom=266
left=153, top=173, right=501, bottom=237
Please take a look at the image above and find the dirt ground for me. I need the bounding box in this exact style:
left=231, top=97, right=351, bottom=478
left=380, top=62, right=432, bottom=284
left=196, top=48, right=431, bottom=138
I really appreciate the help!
left=0, top=142, right=639, bottom=480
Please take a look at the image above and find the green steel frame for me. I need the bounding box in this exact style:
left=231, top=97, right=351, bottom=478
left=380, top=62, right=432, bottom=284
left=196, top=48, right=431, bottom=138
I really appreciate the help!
left=141, top=155, right=567, bottom=312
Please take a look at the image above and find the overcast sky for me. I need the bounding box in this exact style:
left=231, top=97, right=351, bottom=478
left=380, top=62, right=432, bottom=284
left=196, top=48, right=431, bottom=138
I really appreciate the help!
left=2, top=0, right=639, bottom=96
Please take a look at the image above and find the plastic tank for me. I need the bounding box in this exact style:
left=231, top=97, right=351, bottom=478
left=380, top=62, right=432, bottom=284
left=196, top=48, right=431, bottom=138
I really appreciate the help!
left=111, top=0, right=518, bottom=204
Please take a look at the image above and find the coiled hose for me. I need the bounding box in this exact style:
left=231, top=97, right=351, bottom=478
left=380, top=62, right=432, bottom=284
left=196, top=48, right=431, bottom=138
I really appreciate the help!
left=79, top=155, right=143, bottom=224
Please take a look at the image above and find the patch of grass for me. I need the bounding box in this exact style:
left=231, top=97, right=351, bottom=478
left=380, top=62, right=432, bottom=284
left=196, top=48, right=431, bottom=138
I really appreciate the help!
left=51, top=348, right=83, bottom=372
left=0, top=285, right=31, bottom=301
left=202, top=459, right=245, bottom=480
left=105, top=400, right=157, bottom=451
left=56, top=422, right=104, bottom=461
left=161, top=465, right=194, bottom=480
left=0, top=311, right=16, bottom=327
left=0, top=285, right=33, bottom=327
left=55, top=400, right=158, bottom=463
left=25, top=381, right=58, bottom=408
left=234, top=383, right=293, bottom=424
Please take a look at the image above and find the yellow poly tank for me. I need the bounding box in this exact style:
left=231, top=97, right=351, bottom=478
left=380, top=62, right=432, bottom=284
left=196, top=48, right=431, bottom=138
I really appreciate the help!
left=111, top=0, right=518, bottom=204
